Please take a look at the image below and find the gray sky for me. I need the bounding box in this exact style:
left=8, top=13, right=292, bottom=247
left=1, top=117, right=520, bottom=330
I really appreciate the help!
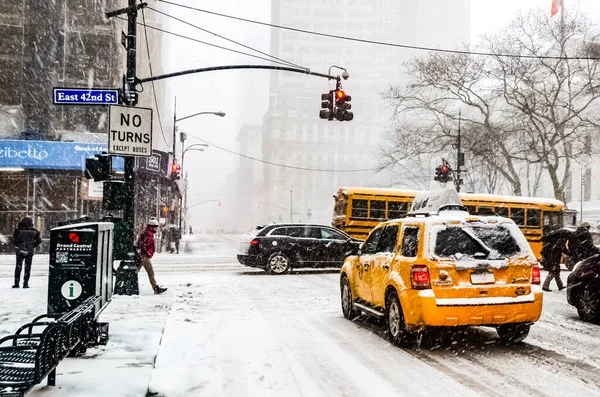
left=157, top=0, right=600, bottom=231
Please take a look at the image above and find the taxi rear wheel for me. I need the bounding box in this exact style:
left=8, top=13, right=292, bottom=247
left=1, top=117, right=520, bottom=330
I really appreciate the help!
left=496, top=323, right=530, bottom=343
left=340, top=276, right=358, bottom=320
left=386, top=292, right=418, bottom=348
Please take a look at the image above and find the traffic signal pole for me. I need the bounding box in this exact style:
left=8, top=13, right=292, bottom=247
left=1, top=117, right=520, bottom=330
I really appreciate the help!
left=455, top=110, right=463, bottom=192
left=123, top=0, right=139, bottom=256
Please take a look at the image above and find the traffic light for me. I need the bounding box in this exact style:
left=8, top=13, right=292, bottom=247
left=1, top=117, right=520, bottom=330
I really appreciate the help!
left=434, top=163, right=453, bottom=183
left=171, top=164, right=181, bottom=180
left=85, top=153, right=112, bottom=181
left=334, top=90, right=353, bottom=121
left=320, top=90, right=334, bottom=120
left=257, top=202, right=261, bottom=209
left=218, top=200, right=222, bottom=206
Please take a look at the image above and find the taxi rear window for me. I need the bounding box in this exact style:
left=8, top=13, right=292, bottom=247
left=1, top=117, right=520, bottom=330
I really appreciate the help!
left=434, top=226, right=522, bottom=260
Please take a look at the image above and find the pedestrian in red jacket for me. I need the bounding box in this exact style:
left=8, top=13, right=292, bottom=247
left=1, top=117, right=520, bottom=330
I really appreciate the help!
left=136, top=218, right=167, bottom=294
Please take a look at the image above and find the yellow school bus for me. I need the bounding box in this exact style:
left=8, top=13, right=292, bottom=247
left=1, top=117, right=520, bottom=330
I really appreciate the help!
left=332, top=187, right=574, bottom=259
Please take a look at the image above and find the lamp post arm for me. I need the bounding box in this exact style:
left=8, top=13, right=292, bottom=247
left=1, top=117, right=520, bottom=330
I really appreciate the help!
left=176, top=111, right=224, bottom=123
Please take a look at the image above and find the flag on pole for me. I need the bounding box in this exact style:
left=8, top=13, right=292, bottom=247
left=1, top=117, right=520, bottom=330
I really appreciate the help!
left=551, top=0, right=564, bottom=18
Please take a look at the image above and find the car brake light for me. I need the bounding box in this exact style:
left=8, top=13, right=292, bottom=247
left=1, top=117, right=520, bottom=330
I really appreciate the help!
left=249, top=239, right=258, bottom=245
left=531, top=267, right=541, bottom=285
left=411, top=265, right=431, bottom=289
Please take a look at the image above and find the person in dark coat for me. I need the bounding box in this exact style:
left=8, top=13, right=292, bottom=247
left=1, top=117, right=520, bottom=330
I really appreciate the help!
left=566, top=222, right=600, bottom=264
left=541, top=228, right=571, bottom=292
left=12, top=216, right=42, bottom=288
left=169, top=226, right=182, bottom=254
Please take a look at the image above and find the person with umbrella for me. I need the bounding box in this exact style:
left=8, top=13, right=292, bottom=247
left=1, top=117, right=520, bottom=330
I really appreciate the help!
left=565, top=222, right=600, bottom=265
left=541, top=228, right=572, bottom=291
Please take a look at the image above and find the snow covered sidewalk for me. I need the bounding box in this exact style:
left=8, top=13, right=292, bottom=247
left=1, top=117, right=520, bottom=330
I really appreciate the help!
left=0, top=280, right=172, bottom=397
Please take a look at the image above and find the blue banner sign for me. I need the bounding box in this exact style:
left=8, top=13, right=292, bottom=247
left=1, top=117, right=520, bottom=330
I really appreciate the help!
left=0, top=140, right=124, bottom=171
left=53, top=88, right=119, bottom=105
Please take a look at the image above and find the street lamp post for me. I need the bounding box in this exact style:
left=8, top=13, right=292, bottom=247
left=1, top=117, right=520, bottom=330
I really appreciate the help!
left=170, top=102, right=225, bottom=233
left=172, top=99, right=225, bottom=160
left=180, top=143, right=208, bottom=233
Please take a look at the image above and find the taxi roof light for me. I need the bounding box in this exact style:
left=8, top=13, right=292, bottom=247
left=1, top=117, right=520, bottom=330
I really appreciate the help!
left=408, top=188, right=468, bottom=216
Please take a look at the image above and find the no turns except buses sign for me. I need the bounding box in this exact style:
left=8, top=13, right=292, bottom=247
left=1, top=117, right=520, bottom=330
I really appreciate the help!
left=108, top=105, right=153, bottom=157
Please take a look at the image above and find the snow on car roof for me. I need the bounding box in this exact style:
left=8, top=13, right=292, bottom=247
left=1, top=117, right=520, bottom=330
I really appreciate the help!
left=460, top=192, right=564, bottom=207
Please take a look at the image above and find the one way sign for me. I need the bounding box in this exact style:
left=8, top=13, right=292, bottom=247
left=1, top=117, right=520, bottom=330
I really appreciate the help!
left=108, top=105, right=153, bottom=157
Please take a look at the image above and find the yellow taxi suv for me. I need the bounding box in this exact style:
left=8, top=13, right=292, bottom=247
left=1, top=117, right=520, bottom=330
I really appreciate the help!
left=340, top=188, right=543, bottom=347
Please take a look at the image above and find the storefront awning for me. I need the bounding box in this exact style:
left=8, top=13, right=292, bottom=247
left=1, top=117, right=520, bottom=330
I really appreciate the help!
left=0, top=139, right=124, bottom=171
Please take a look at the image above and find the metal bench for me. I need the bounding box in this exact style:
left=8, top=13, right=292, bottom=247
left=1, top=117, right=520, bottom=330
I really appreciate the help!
left=0, top=296, right=105, bottom=397
left=0, top=323, right=67, bottom=397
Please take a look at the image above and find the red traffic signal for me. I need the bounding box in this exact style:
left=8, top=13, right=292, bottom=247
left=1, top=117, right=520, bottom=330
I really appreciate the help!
left=434, top=163, right=453, bottom=183
left=171, top=163, right=181, bottom=180
left=336, top=90, right=346, bottom=100
left=218, top=199, right=222, bottom=206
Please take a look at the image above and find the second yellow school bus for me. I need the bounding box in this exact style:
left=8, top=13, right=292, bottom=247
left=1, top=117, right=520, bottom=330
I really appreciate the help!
left=332, top=187, right=574, bottom=259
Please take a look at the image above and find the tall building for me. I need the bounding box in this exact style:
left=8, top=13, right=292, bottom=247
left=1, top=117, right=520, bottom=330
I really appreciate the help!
left=0, top=0, right=171, bottom=248
left=261, top=0, right=471, bottom=224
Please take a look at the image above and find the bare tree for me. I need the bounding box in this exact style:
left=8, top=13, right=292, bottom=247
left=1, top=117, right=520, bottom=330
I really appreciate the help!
left=382, top=9, right=600, bottom=199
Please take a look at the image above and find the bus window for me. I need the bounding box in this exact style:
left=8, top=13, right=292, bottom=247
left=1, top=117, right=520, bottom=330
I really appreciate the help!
left=526, top=208, right=541, bottom=228
left=388, top=201, right=408, bottom=219
left=544, top=210, right=563, bottom=231
left=510, top=208, right=525, bottom=226
left=465, top=205, right=476, bottom=215
left=495, top=207, right=509, bottom=218
left=478, top=206, right=494, bottom=216
left=351, top=199, right=368, bottom=219
left=370, top=200, right=386, bottom=220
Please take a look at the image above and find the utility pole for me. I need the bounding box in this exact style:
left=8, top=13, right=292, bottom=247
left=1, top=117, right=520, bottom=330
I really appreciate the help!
left=290, top=189, right=293, bottom=223
left=123, top=0, right=139, bottom=256
left=172, top=96, right=177, bottom=159
left=105, top=1, right=147, bottom=290
left=455, top=110, right=464, bottom=192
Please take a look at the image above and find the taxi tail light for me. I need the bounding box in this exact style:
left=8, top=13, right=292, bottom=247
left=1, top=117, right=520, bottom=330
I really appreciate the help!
left=531, top=267, right=541, bottom=285
left=411, top=265, right=431, bottom=289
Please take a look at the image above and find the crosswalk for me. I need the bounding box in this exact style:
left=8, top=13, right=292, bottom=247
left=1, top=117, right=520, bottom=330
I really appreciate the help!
left=0, top=234, right=246, bottom=279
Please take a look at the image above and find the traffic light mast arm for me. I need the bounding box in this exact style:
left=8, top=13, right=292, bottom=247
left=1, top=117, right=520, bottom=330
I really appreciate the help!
left=185, top=199, right=221, bottom=210
left=257, top=201, right=291, bottom=212
left=138, top=65, right=339, bottom=84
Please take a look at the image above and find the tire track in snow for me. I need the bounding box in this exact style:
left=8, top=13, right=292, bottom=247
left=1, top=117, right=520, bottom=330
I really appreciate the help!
left=241, top=273, right=479, bottom=397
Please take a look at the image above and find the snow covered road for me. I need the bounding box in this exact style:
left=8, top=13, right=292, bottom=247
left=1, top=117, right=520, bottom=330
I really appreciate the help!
left=1, top=234, right=600, bottom=396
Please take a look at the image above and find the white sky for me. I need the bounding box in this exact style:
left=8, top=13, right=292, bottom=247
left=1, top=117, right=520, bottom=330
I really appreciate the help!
left=159, top=0, right=600, bottom=230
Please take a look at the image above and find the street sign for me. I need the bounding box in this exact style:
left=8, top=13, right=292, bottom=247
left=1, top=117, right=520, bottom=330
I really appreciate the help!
left=108, top=105, right=153, bottom=157
left=53, top=88, right=119, bottom=105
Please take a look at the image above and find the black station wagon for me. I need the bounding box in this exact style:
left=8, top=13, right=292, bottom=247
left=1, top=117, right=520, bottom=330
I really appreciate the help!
left=238, top=223, right=362, bottom=274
